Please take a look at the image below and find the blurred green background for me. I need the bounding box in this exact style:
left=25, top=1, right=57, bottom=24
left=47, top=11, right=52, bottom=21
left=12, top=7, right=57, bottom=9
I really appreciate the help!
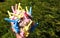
left=0, top=0, right=60, bottom=38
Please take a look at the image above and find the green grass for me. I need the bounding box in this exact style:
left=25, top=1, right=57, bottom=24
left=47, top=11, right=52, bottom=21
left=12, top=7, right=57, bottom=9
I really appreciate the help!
left=0, top=0, right=60, bottom=38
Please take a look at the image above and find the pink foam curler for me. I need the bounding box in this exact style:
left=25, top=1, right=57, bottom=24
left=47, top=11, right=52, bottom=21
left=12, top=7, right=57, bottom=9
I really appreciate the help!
left=11, top=6, right=16, bottom=13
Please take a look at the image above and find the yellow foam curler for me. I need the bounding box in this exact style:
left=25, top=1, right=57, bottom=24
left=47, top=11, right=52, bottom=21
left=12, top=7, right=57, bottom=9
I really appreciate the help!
left=24, top=31, right=29, bottom=37
left=23, top=20, right=32, bottom=31
left=26, top=32, right=29, bottom=37
left=7, top=11, right=11, bottom=17
left=7, top=11, right=13, bottom=18
left=7, top=11, right=19, bottom=19
left=18, top=3, right=22, bottom=10
left=10, top=12, right=24, bottom=19
left=25, top=6, right=28, bottom=13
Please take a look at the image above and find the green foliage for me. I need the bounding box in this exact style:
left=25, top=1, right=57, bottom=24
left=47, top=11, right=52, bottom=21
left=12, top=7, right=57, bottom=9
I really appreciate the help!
left=0, top=0, right=60, bottom=38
